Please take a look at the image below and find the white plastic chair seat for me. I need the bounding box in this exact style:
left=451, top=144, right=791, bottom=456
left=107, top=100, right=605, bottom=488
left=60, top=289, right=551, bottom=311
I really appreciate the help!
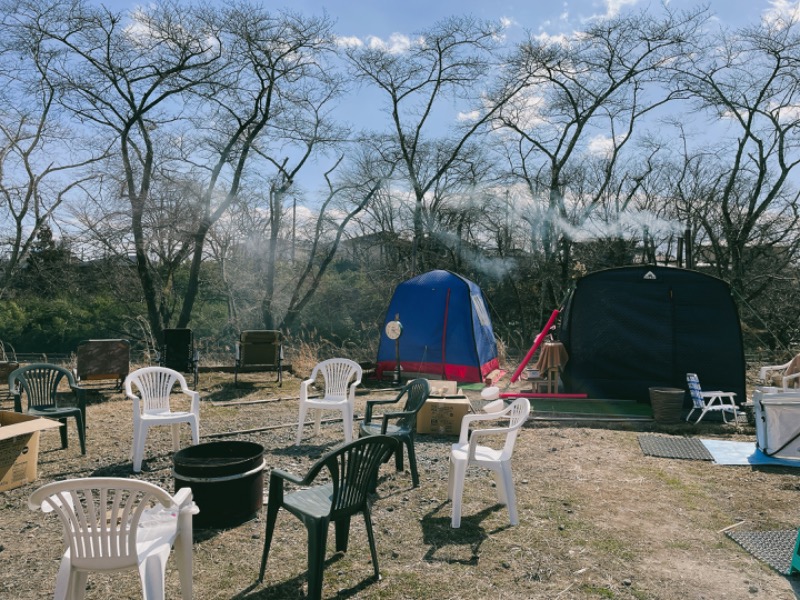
left=450, top=443, right=504, bottom=465
left=125, top=367, right=200, bottom=473
left=447, top=397, right=530, bottom=529
left=295, top=358, right=362, bottom=445
left=29, top=477, right=198, bottom=600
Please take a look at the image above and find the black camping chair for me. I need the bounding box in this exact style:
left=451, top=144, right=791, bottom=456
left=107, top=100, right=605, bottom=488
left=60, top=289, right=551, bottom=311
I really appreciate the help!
left=258, top=435, right=399, bottom=600
left=10, top=363, right=87, bottom=454
left=359, top=378, right=430, bottom=488
left=159, top=328, right=199, bottom=389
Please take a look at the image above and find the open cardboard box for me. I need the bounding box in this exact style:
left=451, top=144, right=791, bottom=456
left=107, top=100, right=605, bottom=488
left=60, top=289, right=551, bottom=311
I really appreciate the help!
left=418, top=379, right=473, bottom=434
left=427, top=380, right=463, bottom=398
left=0, top=411, right=61, bottom=492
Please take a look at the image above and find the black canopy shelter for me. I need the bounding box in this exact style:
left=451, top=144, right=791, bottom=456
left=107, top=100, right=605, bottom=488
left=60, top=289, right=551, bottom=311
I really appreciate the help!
left=558, top=266, right=746, bottom=405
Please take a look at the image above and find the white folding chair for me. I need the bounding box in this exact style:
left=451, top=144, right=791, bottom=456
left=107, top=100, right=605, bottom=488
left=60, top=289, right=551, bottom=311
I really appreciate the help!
left=448, top=397, right=531, bottom=528
left=29, top=477, right=197, bottom=600
left=125, top=367, right=200, bottom=473
left=686, top=372, right=739, bottom=424
left=295, top=358, right=362, bottom=445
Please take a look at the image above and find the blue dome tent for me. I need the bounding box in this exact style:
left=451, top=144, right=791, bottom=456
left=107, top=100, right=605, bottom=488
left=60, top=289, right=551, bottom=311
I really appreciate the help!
left=376, top=270, right=499, bottom=383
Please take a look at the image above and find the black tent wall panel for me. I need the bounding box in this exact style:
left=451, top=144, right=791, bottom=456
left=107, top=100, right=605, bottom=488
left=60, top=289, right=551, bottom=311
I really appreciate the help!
left=558, top=266, right=746, bottom=405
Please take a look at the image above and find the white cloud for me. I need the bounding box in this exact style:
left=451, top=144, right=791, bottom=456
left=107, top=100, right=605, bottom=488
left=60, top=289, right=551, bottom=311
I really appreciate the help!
left=533, top=31, right=569, bottom=46
left=335, top=35, right=363, bottom=49
left=763, top=0, right=800, bottom=29
left=770, top=101, right=800, bottom=123
left=500, top=16, right=515, bottom=29
left=365, top=33, right=418, bottom=54
left=587, top=134, right=626, bottom=158
left=500, top=89, right=547, bottom=130
left=457, top=110, right=480, bottom=123
left=597, top=0, right=640, bottom=19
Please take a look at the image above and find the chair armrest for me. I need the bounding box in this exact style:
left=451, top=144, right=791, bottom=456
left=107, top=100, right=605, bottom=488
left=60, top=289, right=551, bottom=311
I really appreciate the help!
left=70, top=384, right=87, bottom=407
left=760, top=361, right=793, bottom=382
left=457, top=411, right=505, bottom=444
left=172, top=487, right=195, bottom=510
left=380, top=410, right=414, bottom=433
left=300, top=379, right=314, bottom=402
left=271, top=468, right=305, bottom=487
left=466, top=425, right=517, bottom=459
left=182, top=390, right=200, bottom=416
left=364, top=397, right=401, bottom=423
left=700, top=391, right=736, bottom=399
left=783, top=372, right=800, bottom=389
left=348, top=380, right=361, bottom=402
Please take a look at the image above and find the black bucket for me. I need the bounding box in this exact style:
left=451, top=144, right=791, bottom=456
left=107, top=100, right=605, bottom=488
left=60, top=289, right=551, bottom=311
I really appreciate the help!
left=173, top=440, right=265, bottom=529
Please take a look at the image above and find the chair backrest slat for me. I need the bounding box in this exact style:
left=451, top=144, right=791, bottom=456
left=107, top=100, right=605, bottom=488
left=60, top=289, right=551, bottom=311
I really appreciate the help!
left=500, top=397, right=531, bottom=459
left=396, top=379, right=430, bottom=430
left=686, top=373, right=705, bottom=409
left=125, top=367, right=186, bottom=414
left=321, top=436, right=397, bottom=517
left=9, top=364, right=72, bottom=411
left=31, top=478, right=172, bottom=572
left=314, top=359, right=361, bottom=401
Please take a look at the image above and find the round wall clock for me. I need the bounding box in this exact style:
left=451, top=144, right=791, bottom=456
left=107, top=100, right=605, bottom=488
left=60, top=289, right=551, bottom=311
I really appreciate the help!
left=385, top=320, right=403, bottom=340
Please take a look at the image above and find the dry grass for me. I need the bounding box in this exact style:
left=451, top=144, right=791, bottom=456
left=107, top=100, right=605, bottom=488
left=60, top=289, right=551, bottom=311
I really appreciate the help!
left=2, top=368, right=800, bottom=599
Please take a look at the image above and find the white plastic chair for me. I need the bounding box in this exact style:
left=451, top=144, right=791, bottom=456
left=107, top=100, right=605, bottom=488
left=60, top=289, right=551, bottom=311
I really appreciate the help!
left=685, top=372, right=739, bottom=424
left=295, top=358, right=362, bottom=445
left=759, top=354, right=800, bottom=390
left=447, top=397, right=531, bottom=528
left=125, top=367, right=200, bottom=473
left=29, top=477, right=198, bottom=600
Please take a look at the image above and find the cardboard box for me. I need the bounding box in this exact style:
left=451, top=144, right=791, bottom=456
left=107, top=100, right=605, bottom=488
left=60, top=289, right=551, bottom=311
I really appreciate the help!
left=427, top=380, right=462, bottom=398
left=417, top=396, right=471, bottom=435
left=0, top=411, right=61, bottom=492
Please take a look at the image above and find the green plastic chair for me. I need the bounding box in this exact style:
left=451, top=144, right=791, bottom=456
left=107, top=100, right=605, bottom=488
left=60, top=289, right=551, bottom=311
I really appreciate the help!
left=358, top=378, right=430, bottom=487
left=258, top=435, right=399, bottom=600
left=10, top=363, right=87, bottom=454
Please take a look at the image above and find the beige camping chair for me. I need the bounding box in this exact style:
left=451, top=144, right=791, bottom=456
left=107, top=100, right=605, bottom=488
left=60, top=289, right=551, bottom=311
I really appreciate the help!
left=75, top=339, right=130, bottom=390
left=234, top=330, right=283, bottom=387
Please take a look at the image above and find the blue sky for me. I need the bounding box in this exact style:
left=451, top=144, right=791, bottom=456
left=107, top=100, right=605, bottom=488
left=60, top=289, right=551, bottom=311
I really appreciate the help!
left=100, top=0, right=792, bottom=41
left=96, top=0, right=800, bottom=194
left=284, top=0, right=787, bottom=40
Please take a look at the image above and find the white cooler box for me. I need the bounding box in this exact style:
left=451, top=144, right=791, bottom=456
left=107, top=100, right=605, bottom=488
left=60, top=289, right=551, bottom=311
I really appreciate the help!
left=753, top=389, right=800, bottom=460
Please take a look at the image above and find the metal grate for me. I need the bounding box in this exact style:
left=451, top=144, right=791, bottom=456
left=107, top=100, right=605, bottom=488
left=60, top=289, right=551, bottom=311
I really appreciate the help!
left=726, top=529, right=799, bottom=575
left=638, top=434, right=714, bottom=461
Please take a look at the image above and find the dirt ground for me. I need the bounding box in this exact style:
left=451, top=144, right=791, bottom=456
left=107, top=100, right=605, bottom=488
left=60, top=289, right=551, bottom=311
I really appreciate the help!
left=2, top=370, right=800, bottom=599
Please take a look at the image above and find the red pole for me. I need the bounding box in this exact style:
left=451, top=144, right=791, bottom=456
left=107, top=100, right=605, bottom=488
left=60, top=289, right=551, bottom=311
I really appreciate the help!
left=509, top=308, right=560, bottom=383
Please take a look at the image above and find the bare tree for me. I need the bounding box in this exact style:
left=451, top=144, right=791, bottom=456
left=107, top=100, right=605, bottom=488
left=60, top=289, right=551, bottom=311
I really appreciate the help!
left=178, top=3, right=347, bottom=331
left=0, top=12, right=104, bottom=295
left=346, top=16, right=521, bottom=275
left=671, top=14, right=800, bottom=300
left=9, top=0, right=224, bottom=340
left=491, top=6, right=708, bottom=309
